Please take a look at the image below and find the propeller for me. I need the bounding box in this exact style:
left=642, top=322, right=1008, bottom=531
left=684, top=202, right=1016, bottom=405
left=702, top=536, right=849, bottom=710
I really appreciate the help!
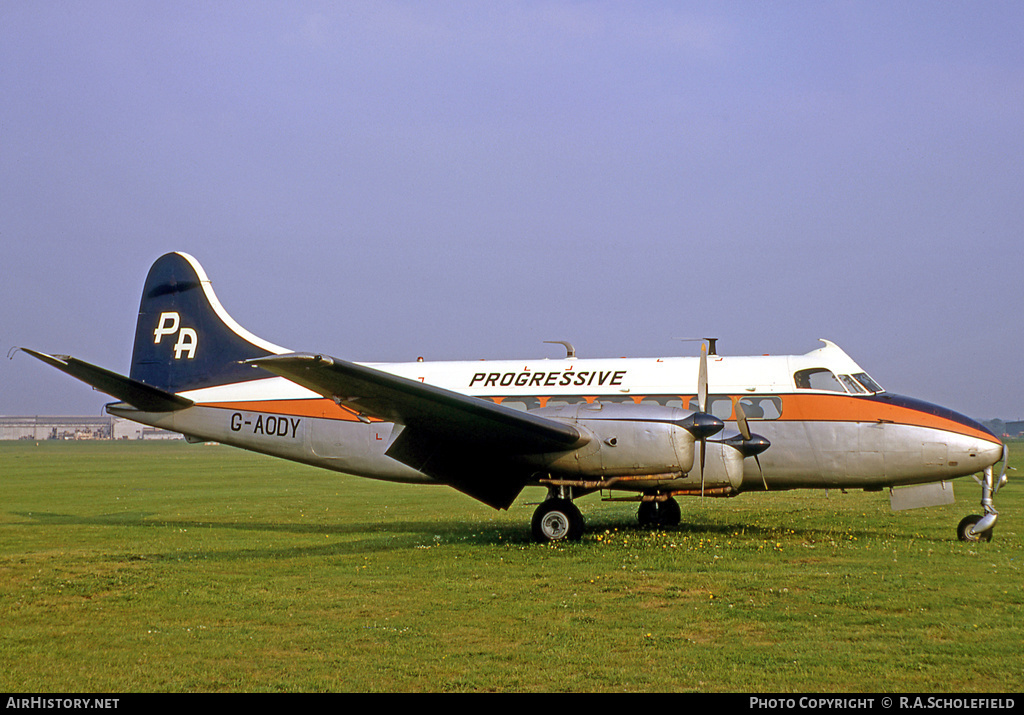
left=676, top=343, right=722, bottom=498
left=734, top=401, right=770, bottom=490
left=678, top=342, right=773, bottom=496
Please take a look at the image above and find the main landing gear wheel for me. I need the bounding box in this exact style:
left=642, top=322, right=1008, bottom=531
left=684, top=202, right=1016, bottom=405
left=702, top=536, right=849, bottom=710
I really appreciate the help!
left=637, top=497, right=682, bottom=528
left=957, top=515, right=994, bottom=543
left=532, top=498, right=584, bottom=543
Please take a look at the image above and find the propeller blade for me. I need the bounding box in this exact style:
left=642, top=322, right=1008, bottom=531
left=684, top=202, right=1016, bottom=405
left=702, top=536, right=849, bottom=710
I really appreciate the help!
left=699, top=343, right=711, bottom=499
left=720, top=401, right=772, bottom=490
left=700, top=436, right=706, bottom=499
left=691, top=341, right=716, bottom=501
left=698, top=343, right=708, bottom=414
left=735, top=401, right=751, bottom=441
left=995, top=444, right=1009, bottom=494
left=734, top=401, right=766, bottom=488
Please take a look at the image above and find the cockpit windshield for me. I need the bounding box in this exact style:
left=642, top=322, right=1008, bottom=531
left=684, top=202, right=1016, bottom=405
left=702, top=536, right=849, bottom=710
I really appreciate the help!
left=794, top=368, right=884, bottom=394
left=852, top=372, right=884, bottom=393
left=838, top=374, right=867, bottom=393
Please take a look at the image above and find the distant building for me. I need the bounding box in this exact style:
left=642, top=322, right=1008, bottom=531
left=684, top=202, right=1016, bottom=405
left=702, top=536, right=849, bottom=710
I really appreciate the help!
left=1005, top=421, right=1024, bottom=438
left=0, top=416, right=181, bottom=441
left=981, top=419, right=1024, bottom=438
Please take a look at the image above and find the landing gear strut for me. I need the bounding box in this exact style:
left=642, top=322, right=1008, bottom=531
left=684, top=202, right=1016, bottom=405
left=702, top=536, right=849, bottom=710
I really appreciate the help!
left=958, top=448, right=1008, bottom=542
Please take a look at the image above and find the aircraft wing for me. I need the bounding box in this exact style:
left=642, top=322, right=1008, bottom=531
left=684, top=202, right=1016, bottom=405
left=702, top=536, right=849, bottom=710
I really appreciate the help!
left=248, top=353, right=584, bottom=451
left=248, top=353, right=588, bottom=509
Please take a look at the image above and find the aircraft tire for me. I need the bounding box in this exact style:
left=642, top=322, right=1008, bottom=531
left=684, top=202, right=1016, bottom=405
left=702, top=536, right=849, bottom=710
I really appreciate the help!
left=532, top=499, right=584, bottom=543
left=957, top=515, right=993, bottom=543
left=638, top=498, right=681, bottom=528
left=660, top=497, right=681, bottom=526
left=637, top=501, right=658, bottom=527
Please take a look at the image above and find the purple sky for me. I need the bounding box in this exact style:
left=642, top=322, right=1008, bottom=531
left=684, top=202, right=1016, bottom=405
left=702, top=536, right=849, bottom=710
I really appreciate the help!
left=3, top=2, right=1022, bottom=420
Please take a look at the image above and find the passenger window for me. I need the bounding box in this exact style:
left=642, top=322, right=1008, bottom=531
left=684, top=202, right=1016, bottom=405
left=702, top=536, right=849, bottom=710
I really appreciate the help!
left=794, top=368, right=845, bottom=392
left=688, top=395, right=734, bottom=420
left=737, top=396, right=782, bottom=420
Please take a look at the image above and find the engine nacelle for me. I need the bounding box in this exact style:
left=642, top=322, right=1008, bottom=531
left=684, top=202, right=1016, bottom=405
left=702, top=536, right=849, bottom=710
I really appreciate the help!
left=686, top=438, right=747, bottom=492
left=529, top=402, right=698, bottom=479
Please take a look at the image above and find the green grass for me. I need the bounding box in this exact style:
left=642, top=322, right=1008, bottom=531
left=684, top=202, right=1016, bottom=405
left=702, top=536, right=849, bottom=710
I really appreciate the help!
left=1, top=439, right=1021, bottom=692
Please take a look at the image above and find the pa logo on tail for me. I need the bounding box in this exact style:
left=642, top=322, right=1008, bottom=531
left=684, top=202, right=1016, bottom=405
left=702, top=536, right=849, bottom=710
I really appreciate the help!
left=153, top=311, right=198, bottom=359
left=129, top=252, right=283, bottom=392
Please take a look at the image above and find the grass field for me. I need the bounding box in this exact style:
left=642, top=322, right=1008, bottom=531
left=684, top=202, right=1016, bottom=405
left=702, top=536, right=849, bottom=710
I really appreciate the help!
left=1, top=439, right=1021, bottom=693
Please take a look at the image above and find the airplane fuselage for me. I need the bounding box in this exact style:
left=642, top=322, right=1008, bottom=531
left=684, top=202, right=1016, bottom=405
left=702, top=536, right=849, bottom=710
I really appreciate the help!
left=110, top=341, right=1002, bottom=497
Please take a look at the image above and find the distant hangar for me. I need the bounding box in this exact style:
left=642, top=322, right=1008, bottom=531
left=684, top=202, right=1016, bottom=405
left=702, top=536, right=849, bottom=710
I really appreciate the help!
left=0, top=415, right=180, bottom=441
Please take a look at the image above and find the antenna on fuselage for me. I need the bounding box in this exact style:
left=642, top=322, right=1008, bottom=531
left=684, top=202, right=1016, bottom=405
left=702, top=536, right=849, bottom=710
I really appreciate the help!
left=671, top=337, right=719, bottom=356
left=544, top=341, right=576, bottom=358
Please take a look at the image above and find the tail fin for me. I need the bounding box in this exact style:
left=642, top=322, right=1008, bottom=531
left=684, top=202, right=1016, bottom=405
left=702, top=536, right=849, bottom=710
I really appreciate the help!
left=130, top=252, right=288, bottom=393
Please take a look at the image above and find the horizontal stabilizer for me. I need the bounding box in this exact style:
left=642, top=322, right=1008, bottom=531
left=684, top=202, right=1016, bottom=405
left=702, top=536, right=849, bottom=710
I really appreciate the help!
left=18, top=348, right=193, bottom=413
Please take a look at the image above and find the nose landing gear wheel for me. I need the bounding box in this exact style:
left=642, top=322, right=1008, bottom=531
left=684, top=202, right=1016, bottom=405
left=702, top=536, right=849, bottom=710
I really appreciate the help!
left=957, top=515, right=994, bottom=542
left=532, top=499, right=584, bottom=543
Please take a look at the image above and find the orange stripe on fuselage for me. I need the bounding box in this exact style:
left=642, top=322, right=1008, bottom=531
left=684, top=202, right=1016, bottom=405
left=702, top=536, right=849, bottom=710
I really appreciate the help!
left=200, top=398, right=370, bottom=421
left=775, top=393, right=997, bottom=443
left=197, top=392, right=997, bottom=443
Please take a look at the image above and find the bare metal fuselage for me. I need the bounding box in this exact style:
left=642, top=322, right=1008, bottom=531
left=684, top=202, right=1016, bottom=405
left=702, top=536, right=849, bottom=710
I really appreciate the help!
left=109, top=348, right=1003, bottom=499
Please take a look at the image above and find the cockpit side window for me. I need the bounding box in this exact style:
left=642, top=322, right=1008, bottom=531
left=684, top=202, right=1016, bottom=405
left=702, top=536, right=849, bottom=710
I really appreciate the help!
left=794, top=368, right=845, bottom=392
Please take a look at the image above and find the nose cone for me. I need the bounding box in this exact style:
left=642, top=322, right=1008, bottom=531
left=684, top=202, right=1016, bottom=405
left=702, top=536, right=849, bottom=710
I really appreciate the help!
left=869, top=393, right=1001, bottom=443
left=864, top=393, right=1004, bottom=479
left=976, top=439, right=1006, bottom=470
left=943, top=436, right=1005, bottom=480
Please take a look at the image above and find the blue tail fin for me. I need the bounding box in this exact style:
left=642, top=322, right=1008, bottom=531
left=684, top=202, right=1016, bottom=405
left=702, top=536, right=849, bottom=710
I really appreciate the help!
left=130, top=252, right=288, bottom=393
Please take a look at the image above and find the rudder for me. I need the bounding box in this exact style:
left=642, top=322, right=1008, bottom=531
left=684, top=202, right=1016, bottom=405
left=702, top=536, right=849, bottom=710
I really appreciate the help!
left=130, top=252, right=288, bottom=393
